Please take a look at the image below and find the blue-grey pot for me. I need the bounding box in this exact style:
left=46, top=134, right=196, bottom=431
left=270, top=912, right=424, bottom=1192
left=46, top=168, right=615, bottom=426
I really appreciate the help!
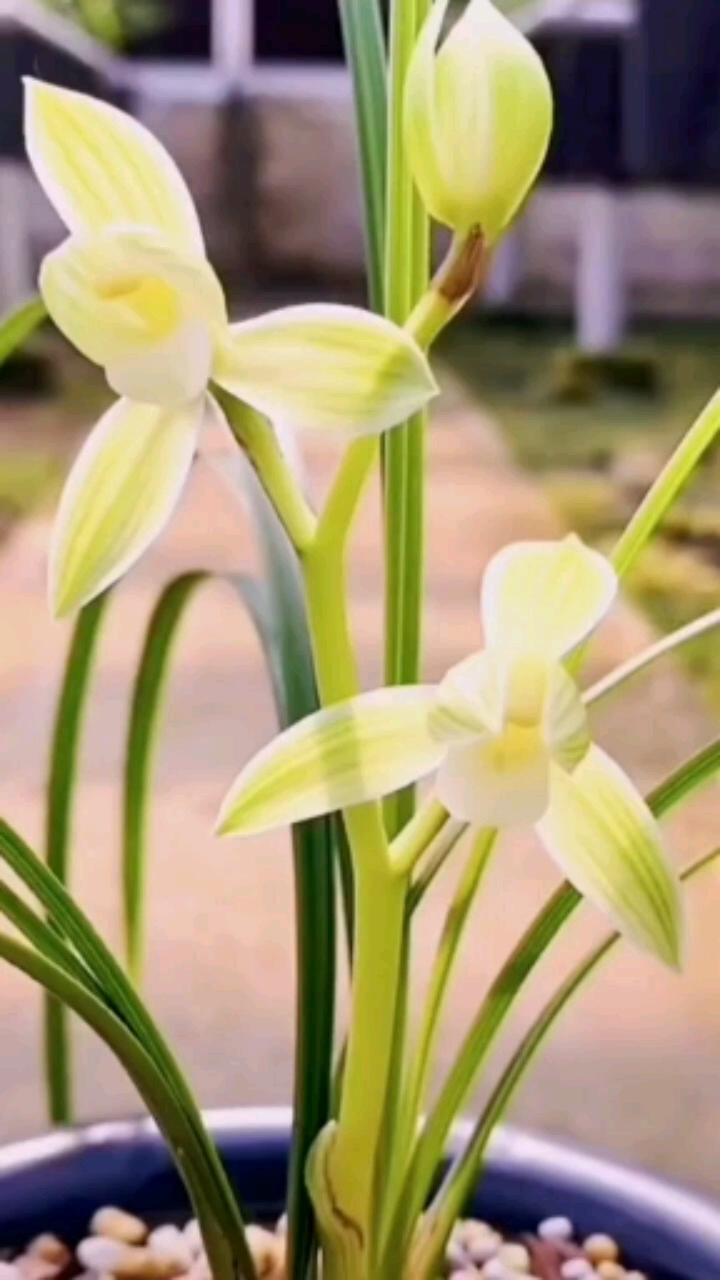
left=0, top=1109, right=719, bottom=1280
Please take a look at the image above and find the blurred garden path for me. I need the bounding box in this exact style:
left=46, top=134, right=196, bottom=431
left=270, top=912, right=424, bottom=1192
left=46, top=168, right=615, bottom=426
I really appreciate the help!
left=0, top=378, right=720, bottom=1195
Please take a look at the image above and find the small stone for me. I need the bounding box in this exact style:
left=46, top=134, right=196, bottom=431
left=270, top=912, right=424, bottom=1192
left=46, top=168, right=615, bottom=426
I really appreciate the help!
left=624, top=1273, right=646, bottom=1280
left=245, top=1227, right=284, bottom=1280
left=596, top=1265, right=625, bottom=1280
left=481, top=1262, right=512, bottom=1280
left=538, top=1218, right=574, bottom=1243
left=446, top=1240, right=470, bottom=1272
left=450, top=1271, right=479, bottom=1280
left=465, top=1225, right=502, bottom=1266
left=583, top=1236, right=619, bottom=1267
left=92, top=1212, right=147, bottom=1248
left=77, top=1239, right=128, bottom=1274
left=560, top=1261, right=593, bottom=1279
left=182, top=1223, right=203, bottom=1258
left=497, top=1244, right=530, bottom=1274
left=147, top=1228, right=193, bottom=1271
left=113, top=1248, right=186, bottom=1280
left=27, top=1237, right=71, bottom=1268
left=16, top=1259, right=63, bottom=1280
left=0, top=1264, right=22, bottom=1280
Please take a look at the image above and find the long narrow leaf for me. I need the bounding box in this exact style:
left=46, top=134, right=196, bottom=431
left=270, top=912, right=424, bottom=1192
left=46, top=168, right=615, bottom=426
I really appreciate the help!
left=0, top=296, right=46, bottom=364
left=123, top=573, right=209, bottom=984
left=417, top=845, right=720, bottom=1278
left=337, top=0, right=388, bottom=309
left=0, top=818, right=249, bottom=1263
left=397, top=731, right=720, bottom=1240
left=234, top=464, right=337, bottom=1280
left=44, top=591, right=111, bottom=1124
left=0, top=932, right=255, bottom=1280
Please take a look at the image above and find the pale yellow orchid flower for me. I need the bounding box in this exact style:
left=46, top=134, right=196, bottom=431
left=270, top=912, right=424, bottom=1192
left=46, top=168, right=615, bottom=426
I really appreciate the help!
left=404, top=0, right=553, bottom=241
left=218, top=536, right=684, bottom=968
left=25, top=80, right=437, bottom=616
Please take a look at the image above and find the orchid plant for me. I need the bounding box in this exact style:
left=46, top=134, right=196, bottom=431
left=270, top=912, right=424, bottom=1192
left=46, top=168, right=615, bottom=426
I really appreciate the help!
left=1, top=4, right=720, bottom=1280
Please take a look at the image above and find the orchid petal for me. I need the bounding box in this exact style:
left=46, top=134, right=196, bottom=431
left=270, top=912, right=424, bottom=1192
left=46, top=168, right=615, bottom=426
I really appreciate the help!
left=51, top=396, right=204, bottom=616
left=213, top=303, right=438, bottom=436
left=25, top=80, right=204, bottom=253
left=543, top=662, right=590, bottom=772
left=437, top=730, right=548, bottom=827
left=481, top=534, right=617, bottom=661
left=217, top=686, right=445, bottom=836
left=41, top=229, right=225, bottom=405
left=537, top=746, right=684, bottom=968
left=430, top=650, right=503, bottom=742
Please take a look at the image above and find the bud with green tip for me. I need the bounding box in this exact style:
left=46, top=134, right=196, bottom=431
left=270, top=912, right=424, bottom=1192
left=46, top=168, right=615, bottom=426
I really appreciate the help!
left=404, top=0, right=553, bottom=242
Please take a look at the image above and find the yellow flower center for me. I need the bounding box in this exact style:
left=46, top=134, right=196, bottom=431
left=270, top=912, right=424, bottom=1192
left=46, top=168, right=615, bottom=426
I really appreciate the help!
left=483, top=722, right=543, bottom=776
left=97, top=275, right=182, bottom=343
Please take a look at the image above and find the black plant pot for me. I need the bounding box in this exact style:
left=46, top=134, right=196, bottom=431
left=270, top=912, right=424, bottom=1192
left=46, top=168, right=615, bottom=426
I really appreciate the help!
left=0, top=1109, right=719, bottom=1280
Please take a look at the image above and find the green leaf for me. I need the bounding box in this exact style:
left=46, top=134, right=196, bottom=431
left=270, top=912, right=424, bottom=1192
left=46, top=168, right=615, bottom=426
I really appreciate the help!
left=337, top=0, right=387, bottom=310
left=123, top=572, right=209, bottom=984
left=44, top=590, right=111, bottom=1125
left=0, top=296, right=46, bottom=364
left=396, top=730, right=720, bottom=1251
left=232, top=463, right=337, bottom=1280
left=0, top=929, right=255, bottom=1280
left=416, top=842, right=720, bottom=1280
left=0, top=817, right=251, bottom=1272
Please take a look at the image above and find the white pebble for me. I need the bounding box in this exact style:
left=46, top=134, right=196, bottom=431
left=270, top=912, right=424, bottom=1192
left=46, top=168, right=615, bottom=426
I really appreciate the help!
left=466, top=1227, right=502, bottom=1265
left=538, top=1217, right=574, bottom=1242
left=275, top=1215, right=287, bottom=1238
left=91, top=1210, right=147, bottom=1247
left=624, top=1273, right=647, bottom=1280
left=482, top=1262, right=515, bottom=1280
left=560, top=1261, right=593, bottom=1280
left=497, top=1244, right=530, bottom=1273
left=77, top=1238, right=128, bottom=1273
left=147, top=1227, right=193, bottom=1270
left=182, top=1221, right=203, bottom=1257
left=584, top=1235, right=619, bottom=1266
left=0, top=1264, right=22, bottom=1280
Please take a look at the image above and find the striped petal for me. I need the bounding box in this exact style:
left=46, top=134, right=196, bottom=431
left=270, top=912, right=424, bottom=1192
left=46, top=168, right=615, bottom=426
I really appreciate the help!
left=537, top=746, right=684, bottom=968
left=430, top=651, right=503, bottom=743
left=41, top=229, right=225, bottom=405
left=51, top=396, right=204, bottom=616
left=482, top=535, right=617, bottom=662
left=437, top=729, right=549, bottom=827
left=213, top=303, right=438, bottom=435
left=25, top=80, right=204, bottom=253
left=543, top=662, right=590, bottom=772
left=217, top=686, right=445, bottom=837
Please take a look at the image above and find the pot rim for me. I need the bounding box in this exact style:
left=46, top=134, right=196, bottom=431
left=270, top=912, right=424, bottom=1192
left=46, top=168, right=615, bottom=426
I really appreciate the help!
left=0, top=1104, right=719, bottom=1252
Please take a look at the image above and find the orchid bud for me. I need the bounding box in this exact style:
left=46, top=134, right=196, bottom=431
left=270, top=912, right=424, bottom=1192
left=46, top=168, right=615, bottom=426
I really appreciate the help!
left=404, top=0, right=553, bottom=242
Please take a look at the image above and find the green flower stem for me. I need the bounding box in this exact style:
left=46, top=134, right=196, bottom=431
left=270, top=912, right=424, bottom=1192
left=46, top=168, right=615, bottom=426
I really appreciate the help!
left=0, top=932, right=253, bottom=1280
left=412, top=845, right=720, bottom=1280
left=408, top=819, right=470, bottom=912
left=215, top=389, right=317, bottom=553
left=612, top=388, right=720, bottom=579
left=302, top=544, right=406, bottom=1278
left=391, top=798, right=449, bottom=875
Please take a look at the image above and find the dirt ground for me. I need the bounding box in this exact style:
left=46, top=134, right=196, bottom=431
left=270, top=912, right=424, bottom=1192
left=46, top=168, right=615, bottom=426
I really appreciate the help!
left=0, top=378, right=719, bottom=1199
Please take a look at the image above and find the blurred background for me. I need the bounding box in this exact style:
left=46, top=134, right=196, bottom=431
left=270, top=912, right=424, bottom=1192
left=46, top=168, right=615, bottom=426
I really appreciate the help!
left=2, top=0, right=720, bottom=1202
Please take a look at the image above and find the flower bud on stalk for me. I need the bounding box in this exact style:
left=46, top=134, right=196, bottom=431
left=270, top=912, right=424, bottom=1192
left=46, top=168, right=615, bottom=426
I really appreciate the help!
left=404, top=0, right=553, bottom=245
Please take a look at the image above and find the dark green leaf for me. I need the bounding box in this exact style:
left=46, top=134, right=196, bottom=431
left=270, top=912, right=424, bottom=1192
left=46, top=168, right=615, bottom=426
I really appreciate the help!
left=123, top=573, right=209, bottom=983
left=44, top=591, right=111, bottom=1124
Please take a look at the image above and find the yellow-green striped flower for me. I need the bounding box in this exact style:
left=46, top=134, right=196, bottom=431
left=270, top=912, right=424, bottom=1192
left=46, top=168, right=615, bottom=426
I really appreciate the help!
left=404, top=0, right=553, bottom=241
left=25, top=81, right=437, bottom=616
left=219, top=537, right=684, bottom=968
